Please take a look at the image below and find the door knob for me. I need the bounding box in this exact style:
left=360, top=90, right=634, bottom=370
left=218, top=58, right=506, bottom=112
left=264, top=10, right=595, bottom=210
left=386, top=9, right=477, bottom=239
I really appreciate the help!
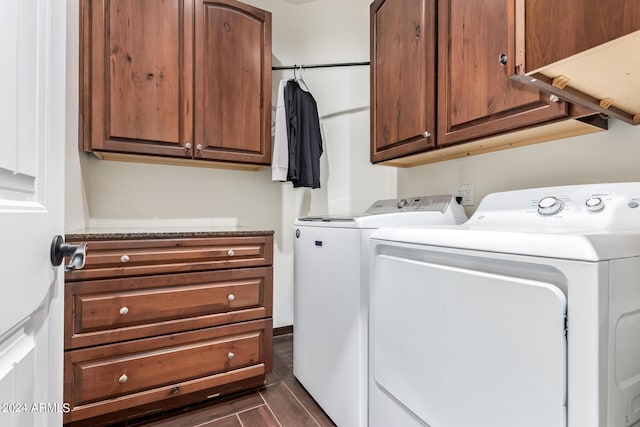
left=50, top=235, right=87, bottom=272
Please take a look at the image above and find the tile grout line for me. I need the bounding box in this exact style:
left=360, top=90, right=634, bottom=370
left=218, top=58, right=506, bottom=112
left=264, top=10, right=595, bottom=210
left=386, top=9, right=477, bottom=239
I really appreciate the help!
left=193, top=403, right=267, bottom=427
left=195, top=413, right=241, bottom=427
left=259, top=391, right=284, bottom=427
left=236, top=413, right=245, bottom=427
left=281, top=381, right=323, bottom=427
left=235, top=403, right=268, bottom=416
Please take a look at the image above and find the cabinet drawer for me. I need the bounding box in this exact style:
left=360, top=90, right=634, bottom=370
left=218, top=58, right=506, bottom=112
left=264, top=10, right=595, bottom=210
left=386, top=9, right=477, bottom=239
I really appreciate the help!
left=65, top=267, right=273, bottom=349
left=65, top=236, right=273, bottom=281
left=64, top=319, right=272, bottom=423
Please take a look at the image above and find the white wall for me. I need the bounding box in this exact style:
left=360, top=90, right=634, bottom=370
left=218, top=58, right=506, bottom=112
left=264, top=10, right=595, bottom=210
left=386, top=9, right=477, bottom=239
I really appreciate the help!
left=64, top=0, right=396, bottom=328
left=397, top=120, right=640, bottom=216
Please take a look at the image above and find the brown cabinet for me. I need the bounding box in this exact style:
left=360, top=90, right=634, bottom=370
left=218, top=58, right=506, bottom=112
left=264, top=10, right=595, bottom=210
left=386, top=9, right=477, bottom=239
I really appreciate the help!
left=63, top=233, right=273, bottom=425
left=513, top=0, right=640, bottom=125
left=81, top=0, right=272, bottom=167
left=370, top=0, right=607, bottom=166
left=437, top=0, right=567, bottom=146
left=370, top=0, right=436, bottom=163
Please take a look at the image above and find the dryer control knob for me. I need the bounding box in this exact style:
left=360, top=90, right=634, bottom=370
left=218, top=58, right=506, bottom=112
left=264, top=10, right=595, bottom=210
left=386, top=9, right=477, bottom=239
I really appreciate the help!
left=585, top=197, right=605, bottom=212
left=396, top=199, right=408, bottom=209
left=537, top=196, right=564, bottom=215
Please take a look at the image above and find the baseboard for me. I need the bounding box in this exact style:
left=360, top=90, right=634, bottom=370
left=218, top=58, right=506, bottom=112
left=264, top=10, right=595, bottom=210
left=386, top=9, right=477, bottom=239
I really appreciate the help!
left=273, top=325, right=293, bottom=336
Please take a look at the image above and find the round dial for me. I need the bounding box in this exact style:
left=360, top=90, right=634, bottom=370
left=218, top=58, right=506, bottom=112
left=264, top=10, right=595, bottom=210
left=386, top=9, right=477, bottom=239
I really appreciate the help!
left=396, top=199, right=408, bottom=209
left=585, top=197, right=605, bottom=212
left=537, top=196, right=564, bottom=216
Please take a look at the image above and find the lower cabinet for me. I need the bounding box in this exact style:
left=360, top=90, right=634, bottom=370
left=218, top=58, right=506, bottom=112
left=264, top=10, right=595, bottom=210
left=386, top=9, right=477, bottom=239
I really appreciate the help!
left=63, top=233, right=274, bottom=426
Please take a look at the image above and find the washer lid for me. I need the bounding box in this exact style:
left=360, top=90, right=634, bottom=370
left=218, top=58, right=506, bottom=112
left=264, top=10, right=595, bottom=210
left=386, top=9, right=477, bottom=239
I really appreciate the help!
left=294, top=195, right=467, bottom=229
left=296, top=215, right=359, bottom=222
left=372, top=226, right=640, bottom=261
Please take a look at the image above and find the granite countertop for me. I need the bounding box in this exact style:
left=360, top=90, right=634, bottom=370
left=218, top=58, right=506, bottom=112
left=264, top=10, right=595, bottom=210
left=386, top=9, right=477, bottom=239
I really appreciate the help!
left=65, top=226, right=274, bottom=240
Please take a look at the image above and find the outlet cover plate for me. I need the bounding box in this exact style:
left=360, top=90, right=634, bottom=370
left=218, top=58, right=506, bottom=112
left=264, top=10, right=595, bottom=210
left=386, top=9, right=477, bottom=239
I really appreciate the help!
left=454, top=183, right=475, bottom=206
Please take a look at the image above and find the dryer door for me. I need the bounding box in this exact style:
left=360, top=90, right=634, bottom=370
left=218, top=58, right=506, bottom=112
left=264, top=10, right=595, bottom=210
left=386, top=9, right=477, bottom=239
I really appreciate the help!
left=372, top=254, right=567, bottom=427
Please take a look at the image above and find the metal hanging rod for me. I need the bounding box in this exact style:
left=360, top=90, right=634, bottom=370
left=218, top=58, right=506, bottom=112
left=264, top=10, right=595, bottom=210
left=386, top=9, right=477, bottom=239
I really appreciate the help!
left=272, top=61, right=370, bottom=70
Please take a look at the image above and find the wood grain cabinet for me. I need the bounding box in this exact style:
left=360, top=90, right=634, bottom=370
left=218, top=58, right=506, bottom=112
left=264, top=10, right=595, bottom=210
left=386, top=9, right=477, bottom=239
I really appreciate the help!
left=370, top=0, right=607, bottom=167
left=370, top=0, right=436, bottom=163
left=63, top=233, right=273, bottom=426
left=81, top=0, right=272, bottom=168
left=513, top=0, right=640, bottom=125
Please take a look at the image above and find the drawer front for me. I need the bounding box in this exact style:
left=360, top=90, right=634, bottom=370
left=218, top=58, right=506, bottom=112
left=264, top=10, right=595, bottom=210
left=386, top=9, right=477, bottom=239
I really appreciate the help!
left=65, top=319, right=272, bottom=421
left=65, top=236, right=273, bottom=281
left=76, top=332, right=260, bottom=405
left=66, top=268, right=273, bottom=349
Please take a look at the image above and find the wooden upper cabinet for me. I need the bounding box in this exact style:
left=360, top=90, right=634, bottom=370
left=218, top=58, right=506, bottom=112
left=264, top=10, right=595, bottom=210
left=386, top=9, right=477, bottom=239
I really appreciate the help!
left=81, top=0, right=272, bottom=167
left=195, top=0, right=272, bottom=165
left=82, top=0, right=193, bottom=158
left=370, top=0, right=436, bottom=163
left=437, top=0, right=568, bottom=146
left=514, top=0, right=640, bottom=125
left=522, top=0, right=640, bottom=72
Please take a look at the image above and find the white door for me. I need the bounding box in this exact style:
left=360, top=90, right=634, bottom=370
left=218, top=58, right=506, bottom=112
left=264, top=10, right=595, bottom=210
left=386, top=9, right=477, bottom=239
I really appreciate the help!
left=0, top=0, right=67, bottom=425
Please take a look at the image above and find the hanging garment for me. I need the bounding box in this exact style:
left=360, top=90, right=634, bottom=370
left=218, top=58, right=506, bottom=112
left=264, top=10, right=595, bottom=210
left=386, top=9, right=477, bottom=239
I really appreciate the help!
left=284, top=80, right=323, bottom=189
left=272, top=79, right=289, bottom=181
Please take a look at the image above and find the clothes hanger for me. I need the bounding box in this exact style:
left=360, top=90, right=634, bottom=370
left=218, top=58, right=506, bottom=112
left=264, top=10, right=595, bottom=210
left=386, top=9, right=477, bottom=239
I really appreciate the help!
left=296, top=65, right=311, bottom=92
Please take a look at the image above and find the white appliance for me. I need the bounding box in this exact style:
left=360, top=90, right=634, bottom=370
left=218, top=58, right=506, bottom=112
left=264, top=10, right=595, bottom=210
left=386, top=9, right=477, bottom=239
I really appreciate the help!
left=369, top=182, right=640, bottom=427
left=293, top=195, right=467, bottom=427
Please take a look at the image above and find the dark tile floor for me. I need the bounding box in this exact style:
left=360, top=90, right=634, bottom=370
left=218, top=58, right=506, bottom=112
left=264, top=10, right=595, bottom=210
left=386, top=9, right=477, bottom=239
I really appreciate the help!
left=128, top=334, right=336, bottom=427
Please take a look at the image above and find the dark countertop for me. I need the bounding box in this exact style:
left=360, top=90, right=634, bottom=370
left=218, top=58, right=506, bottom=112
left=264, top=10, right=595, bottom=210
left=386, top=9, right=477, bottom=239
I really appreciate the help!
left=65, top=226, right=274, bottom=241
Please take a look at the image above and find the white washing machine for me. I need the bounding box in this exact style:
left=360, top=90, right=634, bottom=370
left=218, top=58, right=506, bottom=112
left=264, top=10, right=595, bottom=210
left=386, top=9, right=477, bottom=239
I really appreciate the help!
left=369, top=182, right=640, bottom=427
left=293, top=195, right=467, bottom=427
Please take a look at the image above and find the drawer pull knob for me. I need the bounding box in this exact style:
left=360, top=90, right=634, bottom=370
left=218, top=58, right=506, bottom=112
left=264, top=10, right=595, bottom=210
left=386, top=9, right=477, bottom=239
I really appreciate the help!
left=118, top=374, right=128, bottom=384
left=120, top=255, right=130, bottom=263
left=227, top=249, right=235, bottom=257
left=227, top=294, right=235, bottom=302
left=120, top=307, right=129, bottom=315
left=227, top=352, right=235, bottom=360
left=171, top=386, right=180, bottom=395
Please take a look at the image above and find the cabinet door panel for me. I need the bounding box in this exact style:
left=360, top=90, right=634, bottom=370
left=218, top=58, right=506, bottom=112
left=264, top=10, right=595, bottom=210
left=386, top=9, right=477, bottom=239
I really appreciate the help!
left=109, top=0, right=180, bottom=143
left=83, top=0, right=193, bottom=157
left=371, top=0, right=436, bottom=163
left=195, top=0, right=271, bottom=165
left=438, top=0, right=567, bottom=146
left=525, top=0, right=640, bottom=72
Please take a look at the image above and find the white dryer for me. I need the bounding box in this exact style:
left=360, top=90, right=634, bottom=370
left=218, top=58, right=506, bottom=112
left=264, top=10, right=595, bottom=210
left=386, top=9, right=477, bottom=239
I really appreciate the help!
left=293, top=195, right=466, bottom=427
left=369, top=182, right=640, bottom=427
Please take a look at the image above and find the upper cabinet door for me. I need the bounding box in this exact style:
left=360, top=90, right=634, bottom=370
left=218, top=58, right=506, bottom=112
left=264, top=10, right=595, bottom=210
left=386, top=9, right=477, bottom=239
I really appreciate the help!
left=437, top=0, right=567, bottom=147
left=515, top=0, right=640, bottom=125
left=194, top=0, right=272, bottom=165
left=370, top=0, right=436, bottom=163
left=82, top=0, right=194, bottom=157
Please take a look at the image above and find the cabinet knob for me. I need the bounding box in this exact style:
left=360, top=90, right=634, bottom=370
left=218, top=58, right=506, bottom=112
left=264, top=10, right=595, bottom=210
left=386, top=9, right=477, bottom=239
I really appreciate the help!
left=120, top=254, right=130, bottom=263
left=227, top=294, right=235, bottom=302
left=227, top=352, right=235, bottom=360
left=196, top=144, right=203, bottom=151
left=227, top=249, right=235, bottom=257
left=549, top=94, right=561, bottom=103
left=498, top=53, right=508, bottom=66
left=185, top=143, right=192, bottom=149
left=118, top=374, right=128, bottom=384
left=422, top=131, right=431, bottom=138
left=120, top=307, right=129, bottom=315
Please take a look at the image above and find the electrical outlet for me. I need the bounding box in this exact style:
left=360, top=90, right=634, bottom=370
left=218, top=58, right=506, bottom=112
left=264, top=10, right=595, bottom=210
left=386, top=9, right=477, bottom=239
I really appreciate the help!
left=454, top=183, right=475, bottom=206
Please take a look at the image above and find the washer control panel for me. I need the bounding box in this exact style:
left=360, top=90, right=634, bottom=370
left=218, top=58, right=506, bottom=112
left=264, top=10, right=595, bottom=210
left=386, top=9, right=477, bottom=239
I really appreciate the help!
left=365, top=195, right=454, bottom=214
left=469, top=182, right=640, bottom=229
